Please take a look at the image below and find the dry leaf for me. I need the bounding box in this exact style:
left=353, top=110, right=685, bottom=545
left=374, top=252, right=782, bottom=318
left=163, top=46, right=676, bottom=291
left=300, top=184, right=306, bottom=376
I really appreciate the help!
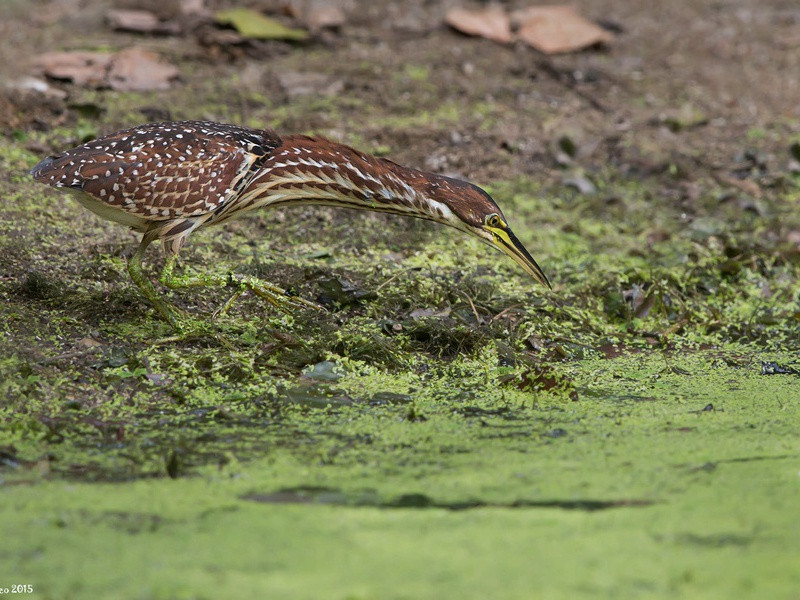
left=512, top=5, right=613, bottom=54
left=33, top=51, right=112, bottom=87
left=105, top=9, right=181, bottom=34
left=408, top=307, right=451, bottom=320
left=445, top=5, right=512, bottom=44
left=304, top=2, right=345, bottom=31
left=199, top=27, right=245, bottom=48
left=107, top=48, right=180, bottom=91
left=77, top=337, right=103, bottom=348
left=785, top=231, right=800, bottom=251
left=282, top=0, right=345, bottom=29
left=180, top=0, right=208, bottom=16
left=33, top=48, right=179, bottom=91
left=715, top=174, right=763, bottom=199
left=5, top=76, right=69, bottom=100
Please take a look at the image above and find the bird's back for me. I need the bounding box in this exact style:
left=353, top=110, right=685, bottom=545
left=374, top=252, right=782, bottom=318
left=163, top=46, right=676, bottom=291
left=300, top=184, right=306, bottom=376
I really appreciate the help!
left=31, top=121, right=282, bottom=228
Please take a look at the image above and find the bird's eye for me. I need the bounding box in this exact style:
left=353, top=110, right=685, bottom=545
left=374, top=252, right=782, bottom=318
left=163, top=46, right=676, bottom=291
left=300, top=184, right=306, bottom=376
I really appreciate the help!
left=486, top=214, right=503, bottom=228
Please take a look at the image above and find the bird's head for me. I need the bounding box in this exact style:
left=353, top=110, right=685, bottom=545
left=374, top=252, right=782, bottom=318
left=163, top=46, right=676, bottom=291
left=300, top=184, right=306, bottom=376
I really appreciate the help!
left=422, top=175, right=551, bottom=288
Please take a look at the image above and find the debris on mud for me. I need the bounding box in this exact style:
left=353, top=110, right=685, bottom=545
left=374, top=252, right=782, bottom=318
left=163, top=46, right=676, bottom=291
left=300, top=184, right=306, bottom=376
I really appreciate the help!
left=32, top=48, right=180, bottom=91
left=446, top=4, right=614, bottom=53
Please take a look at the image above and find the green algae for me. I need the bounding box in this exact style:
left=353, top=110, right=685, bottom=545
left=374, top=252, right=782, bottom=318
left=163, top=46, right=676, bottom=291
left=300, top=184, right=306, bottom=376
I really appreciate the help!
left=3, top=30, right=800, bottom=598
left=1, top=351, right=799, bottom=599
left=3, top=178, right=800, bottom=597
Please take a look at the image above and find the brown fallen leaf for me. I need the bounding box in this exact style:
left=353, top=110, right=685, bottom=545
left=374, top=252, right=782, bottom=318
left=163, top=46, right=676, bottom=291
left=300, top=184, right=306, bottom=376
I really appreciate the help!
left=303, top=1, right=345, bottom=31
left=32, top=51, right=112, bottom=87
left=107, top=47, right=180, bottom=91
left=180, top=0, right=209, bottom=17
left=512, top=5, right=613, bottom=54
left=515, top=365, right=579, bottom=400
left=622, top=284, right=656, bottom=319
left=408, top=307, right=451, bottom=320
left=5, top=76, right=69, bottom=100
left=785, top=231, right=800, bottom=257
left=32, top=48, right=179, bottom=91
left=77, top=337, right=103, bottom=348
left=714, top=173, right=763, bottom=199
left=198, top=27, right=245, bottom=50
left=445, top=4, right=512, bottom=44
left=105, top=9, right=181, bottom=35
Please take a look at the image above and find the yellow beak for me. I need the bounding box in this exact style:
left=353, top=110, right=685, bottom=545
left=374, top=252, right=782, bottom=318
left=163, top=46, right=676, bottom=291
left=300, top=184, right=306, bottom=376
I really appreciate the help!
left=487, top=226, right=551, bottom=289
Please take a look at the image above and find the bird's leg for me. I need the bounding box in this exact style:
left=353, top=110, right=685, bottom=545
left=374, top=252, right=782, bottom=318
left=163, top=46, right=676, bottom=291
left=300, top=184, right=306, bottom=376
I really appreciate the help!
left=158, top=255, right=321, bottom=318
left=127, top=234, right=183, bottom=326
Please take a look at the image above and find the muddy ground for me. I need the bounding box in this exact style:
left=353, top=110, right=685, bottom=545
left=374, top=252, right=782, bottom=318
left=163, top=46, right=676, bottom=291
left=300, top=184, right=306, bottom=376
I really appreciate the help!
left=1, top=0, right=799, bottom=598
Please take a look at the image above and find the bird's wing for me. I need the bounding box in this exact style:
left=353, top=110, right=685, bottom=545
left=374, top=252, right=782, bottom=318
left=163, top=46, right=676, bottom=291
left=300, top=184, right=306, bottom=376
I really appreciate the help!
left=31, top=121, right=282, bottom=221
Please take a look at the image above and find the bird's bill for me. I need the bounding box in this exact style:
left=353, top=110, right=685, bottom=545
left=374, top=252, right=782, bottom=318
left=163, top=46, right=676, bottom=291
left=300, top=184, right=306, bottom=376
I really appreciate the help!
left=489, top=227, right=551, bottom=289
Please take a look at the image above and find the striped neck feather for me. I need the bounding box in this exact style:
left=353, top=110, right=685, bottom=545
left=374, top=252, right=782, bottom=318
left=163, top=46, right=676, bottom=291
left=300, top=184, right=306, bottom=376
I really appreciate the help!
left=228, top=137, right=459, bottom=226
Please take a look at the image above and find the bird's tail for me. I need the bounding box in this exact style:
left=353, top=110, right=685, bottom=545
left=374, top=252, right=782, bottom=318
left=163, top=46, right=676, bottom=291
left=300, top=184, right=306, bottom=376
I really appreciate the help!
left=30, top=155, right=61, bottom=180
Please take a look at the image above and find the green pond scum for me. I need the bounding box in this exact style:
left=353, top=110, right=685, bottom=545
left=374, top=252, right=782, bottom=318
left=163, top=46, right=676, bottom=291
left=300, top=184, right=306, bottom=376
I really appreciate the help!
left=2, top=8, right=800, bottom=593
left=2, top=127, right=799, bottom=599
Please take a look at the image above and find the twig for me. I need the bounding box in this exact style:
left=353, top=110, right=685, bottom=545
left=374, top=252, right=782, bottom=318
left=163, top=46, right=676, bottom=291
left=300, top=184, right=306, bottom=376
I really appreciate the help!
left=490, top=303, right=524, bottom=323
left=38, top=347, right=105, bottom=365
left=460, top=291, right=484, bottom=325
left=375, top=266, right=419, bottom=291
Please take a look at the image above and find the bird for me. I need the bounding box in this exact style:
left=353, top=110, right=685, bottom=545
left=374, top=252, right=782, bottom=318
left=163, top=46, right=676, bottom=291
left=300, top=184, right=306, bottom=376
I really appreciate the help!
left=30, top=120, right=550, bottom=325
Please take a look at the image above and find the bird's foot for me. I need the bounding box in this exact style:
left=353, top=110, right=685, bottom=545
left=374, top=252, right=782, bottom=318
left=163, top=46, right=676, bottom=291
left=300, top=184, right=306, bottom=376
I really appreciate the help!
left=213, top=274, right=323, bottom=319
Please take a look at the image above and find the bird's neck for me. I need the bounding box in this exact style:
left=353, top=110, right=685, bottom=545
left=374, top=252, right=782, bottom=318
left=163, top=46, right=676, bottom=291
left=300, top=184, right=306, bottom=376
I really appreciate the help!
left=231, top=136, right=457, bottom=224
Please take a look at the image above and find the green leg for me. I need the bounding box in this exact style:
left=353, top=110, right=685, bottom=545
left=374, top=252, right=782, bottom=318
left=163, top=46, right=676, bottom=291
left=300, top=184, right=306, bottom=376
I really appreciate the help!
left=127, top=236, right=182, bottom=326
left=158, top=256, right=322, bottom=319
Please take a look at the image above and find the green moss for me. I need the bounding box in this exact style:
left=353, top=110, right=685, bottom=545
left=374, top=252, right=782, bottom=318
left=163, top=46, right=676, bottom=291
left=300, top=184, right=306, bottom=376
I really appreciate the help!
left=3, top=33, right=800, bottom=596
left=2, top=351, right=800, bottom=598
left=401, top=64, right=431, bottom=82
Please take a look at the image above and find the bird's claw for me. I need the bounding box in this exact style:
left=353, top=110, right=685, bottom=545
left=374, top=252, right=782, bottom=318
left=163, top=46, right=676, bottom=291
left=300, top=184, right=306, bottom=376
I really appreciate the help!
left=247, top=280, right=324, bottom=313
left=213, top=275, right=323, bottom=319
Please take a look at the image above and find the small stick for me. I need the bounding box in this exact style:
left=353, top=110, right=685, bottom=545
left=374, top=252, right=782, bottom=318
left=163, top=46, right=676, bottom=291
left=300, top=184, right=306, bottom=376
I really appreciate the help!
left=461, top=290, right=483, bottom=325
left=375, top=266, right=419, bottom=291
left=490, top=303, right=523, bottom=323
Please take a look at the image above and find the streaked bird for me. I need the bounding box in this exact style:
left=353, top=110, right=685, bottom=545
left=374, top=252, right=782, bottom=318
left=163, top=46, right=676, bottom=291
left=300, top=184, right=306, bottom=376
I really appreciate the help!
left=30, top=120, right=550, bottom=324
